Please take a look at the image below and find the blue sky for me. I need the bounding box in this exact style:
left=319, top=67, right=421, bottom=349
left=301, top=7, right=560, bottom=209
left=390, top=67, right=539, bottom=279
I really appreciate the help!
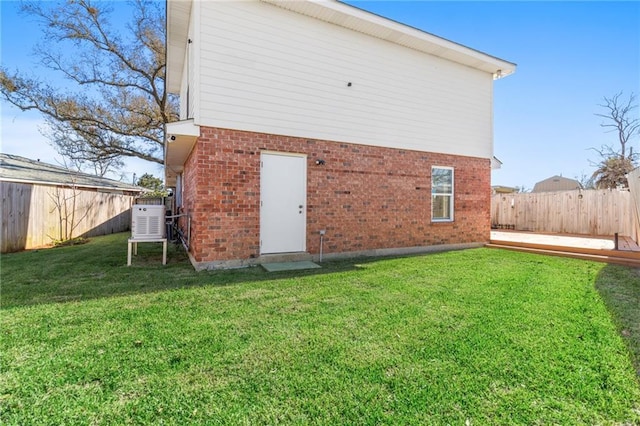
left=2, top=1, right=639, bottom=188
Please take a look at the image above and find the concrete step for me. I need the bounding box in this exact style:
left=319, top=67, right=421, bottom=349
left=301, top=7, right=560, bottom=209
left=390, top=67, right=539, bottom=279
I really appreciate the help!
left=486, top=243, right=640, bottom=268
left=258, top=252, right=313, bottom=264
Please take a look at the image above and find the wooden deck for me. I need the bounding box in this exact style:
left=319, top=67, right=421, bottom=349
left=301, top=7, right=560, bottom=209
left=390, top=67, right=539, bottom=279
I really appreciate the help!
left=618, top=235, right=640, bottom=252
left=487, top=231, right=640, bottom=267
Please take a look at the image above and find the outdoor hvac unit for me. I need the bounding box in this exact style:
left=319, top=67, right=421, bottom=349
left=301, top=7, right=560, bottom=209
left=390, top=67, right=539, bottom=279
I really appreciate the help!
left=131, top=205, right=166, bottom=239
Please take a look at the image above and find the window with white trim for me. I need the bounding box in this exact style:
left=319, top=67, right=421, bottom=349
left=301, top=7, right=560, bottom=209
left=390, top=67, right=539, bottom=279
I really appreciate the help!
left=431, top=166, right=454, bottom=221
left=176, top=173, right=183, bottom=208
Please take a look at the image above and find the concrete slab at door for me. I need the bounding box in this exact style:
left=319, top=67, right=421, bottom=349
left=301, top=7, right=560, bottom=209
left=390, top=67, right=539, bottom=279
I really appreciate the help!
left=260, top=152, right=307, bottom=254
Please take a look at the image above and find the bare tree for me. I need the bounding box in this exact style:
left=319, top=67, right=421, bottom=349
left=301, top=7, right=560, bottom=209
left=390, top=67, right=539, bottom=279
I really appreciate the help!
left=591, top=92, right=639, bottom=189
left=48, top=180, right=95, bottom=244
left=595, top=92, right=639, bottom=160
left=61, top=155, right=123, bottom=178
left=0, top=0, right=178, bottom=175
left=514, top=185, right=531, bottom=193
left=575, top=172, right=595, bottom=190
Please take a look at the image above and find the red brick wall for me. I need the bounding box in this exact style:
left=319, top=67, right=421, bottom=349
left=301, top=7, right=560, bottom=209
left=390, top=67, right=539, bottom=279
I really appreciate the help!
left=182, top=127, right=491, bottom=266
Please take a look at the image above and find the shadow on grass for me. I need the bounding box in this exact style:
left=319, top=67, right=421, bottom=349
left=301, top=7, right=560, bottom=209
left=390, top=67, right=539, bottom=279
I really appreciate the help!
left=0, top=232, right=404, bottom=309
left=595, top=264, right=640, bottom=377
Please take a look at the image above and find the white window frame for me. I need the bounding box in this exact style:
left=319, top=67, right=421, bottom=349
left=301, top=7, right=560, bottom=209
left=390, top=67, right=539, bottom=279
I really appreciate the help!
left=175, top=173, right=183, bottom=208
left=431, top=166, right=454, bottom=222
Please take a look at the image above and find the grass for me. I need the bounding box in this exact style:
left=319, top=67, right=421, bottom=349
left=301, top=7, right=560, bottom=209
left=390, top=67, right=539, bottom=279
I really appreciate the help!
left=1, top=232, right=639, bottom=424
left=596, top=265, right=640, bottom=376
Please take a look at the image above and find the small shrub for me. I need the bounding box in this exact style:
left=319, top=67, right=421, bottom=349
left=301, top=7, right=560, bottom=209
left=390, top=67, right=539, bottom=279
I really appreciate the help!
left=52, top=237, right=89, bottom=248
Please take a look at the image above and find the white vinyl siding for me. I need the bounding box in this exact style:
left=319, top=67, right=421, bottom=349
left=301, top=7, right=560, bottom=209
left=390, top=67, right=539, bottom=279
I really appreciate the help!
left=432, top=167, right=454, bottom=221
left=192, top=1, right=494, bottom=159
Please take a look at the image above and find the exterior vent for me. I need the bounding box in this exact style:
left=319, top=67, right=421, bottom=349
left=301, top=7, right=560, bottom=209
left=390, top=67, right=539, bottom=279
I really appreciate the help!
left=131, top=205, right=166, bottom=239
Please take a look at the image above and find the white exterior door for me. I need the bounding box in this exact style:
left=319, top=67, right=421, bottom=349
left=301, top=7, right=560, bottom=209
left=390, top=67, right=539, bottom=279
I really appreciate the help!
left=260, top=152, right=307, bottom=254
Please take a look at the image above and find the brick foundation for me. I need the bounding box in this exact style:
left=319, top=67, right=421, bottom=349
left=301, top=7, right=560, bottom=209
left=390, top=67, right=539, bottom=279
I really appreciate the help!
left=182, top=127, right=491, bottom=269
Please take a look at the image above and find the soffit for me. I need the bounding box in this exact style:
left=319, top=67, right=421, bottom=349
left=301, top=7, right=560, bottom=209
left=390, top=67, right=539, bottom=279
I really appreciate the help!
left=165, top=119, right=200, bottom=186
left=166, top=0, right=192, bottom=93
left=260, top=0, right=516, bottom=77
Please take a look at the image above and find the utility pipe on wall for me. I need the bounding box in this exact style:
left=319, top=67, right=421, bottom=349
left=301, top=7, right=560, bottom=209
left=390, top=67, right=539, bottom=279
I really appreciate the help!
left=319, top=230, right=326, bottom=262
left=166, top=213, right=191, bottom=251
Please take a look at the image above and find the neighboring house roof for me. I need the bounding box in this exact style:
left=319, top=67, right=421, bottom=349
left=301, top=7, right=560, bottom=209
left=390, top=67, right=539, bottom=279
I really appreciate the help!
left=532, top=175, right=582, bottom=193
left=492, top=185, right=518, bottom=194
left=0, top=153, right=143, bottom=192
left=166, top=0, right=516, bottom=93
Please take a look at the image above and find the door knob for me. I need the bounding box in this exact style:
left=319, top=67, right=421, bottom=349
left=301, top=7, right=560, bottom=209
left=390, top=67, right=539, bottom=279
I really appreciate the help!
left=299, top=205, right=304, bottom=209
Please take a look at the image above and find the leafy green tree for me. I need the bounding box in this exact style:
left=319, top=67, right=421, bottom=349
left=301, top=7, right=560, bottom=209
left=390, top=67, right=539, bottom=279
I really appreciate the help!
left=0, top=0, right=178, bottom=175
left=136, top=173, right=167, bottom=197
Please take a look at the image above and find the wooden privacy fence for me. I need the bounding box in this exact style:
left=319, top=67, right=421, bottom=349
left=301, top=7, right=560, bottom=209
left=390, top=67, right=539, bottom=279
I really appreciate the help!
left=2, top=181, right=136, bottom=253
left=491, top=189, right=635, bottom=239
left=627, top=167, right=640, bottom=243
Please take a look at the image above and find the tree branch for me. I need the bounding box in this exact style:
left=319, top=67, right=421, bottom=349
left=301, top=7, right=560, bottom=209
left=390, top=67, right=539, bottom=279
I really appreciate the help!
left=1, top=0, right=177, bottom=173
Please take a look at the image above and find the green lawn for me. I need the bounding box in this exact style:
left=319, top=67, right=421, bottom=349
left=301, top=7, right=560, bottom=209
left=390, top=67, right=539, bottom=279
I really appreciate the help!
left=1, top=233, right=639, bottom=424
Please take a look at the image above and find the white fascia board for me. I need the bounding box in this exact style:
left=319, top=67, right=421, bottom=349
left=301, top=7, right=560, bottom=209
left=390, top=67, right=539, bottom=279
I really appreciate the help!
left=167, top=0, right=192, bottom=93
left=165, top=119, right=200, bottom=185
left=166, top=119, right=200, bottom=138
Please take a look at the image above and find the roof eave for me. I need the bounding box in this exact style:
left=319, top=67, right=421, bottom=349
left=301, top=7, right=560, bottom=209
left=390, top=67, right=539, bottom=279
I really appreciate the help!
left=260, top=0, right=516, bottom=77
left=166, top=0, right=192, bottom=94
left=491, top=156, right=503, bottom=170
left=0, top=177, right=144, bottom=193
left=165, top=119, right=200, bottom=186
